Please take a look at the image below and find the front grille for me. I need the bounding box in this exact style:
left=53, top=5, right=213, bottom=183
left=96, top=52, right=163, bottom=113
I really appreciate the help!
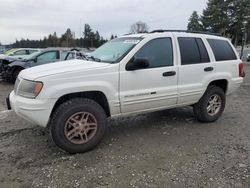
left=14, top=78, right=20, bottom=94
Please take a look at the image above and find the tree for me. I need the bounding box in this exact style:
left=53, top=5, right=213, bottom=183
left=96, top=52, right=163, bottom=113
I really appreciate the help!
left=130, top=21, right=149, bottom=34
left=187, top=11, right=203, bottom=31
left=61, top=28, right=75, bottom=47
left=227, top=0, right=250, bottom=45
left=201, top=0, right=229, bottom=35
left=83, top=24, right=95, bottom=47
left=93, top=31, right=101, bottom=46
left=11, top=24, right=107, bottom=48
left=189, top=0, right=250, bottom=45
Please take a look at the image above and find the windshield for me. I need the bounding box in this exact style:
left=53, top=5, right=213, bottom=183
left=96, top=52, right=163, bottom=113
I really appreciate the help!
left=88, top=37, right=142, bottom=63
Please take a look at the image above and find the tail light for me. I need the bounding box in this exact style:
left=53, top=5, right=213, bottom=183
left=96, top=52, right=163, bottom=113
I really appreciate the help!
left=239, top=63, right=245, bottom=77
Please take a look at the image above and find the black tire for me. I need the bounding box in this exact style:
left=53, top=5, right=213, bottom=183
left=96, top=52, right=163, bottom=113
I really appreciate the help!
left=193, top=86, right=226, bottom=122
left=50, top=98, right=107, bottom=154
left=11, top=68, right=22, bottom=83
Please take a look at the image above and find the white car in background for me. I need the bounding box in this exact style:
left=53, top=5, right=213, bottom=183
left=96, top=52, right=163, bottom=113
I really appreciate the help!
left=247, top=53, right=250, bottom=62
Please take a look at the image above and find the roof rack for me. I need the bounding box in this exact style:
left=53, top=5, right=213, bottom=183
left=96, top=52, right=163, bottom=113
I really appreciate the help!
left=150, top=30, right=221, bottom=36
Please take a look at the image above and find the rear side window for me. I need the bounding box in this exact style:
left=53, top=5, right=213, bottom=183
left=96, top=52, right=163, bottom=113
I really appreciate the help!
left=178, top=38, right=210, bottom=65
left=207, top=39, right=237, bottom=61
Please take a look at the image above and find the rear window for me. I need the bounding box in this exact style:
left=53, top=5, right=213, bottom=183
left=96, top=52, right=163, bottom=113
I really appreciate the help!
left=178, top=37, right=210, bottom=65
left=207, top=39, right=237, bottom=61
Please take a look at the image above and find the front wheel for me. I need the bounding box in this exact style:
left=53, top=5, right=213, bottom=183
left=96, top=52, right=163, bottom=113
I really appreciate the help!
left=194, top=86, right=226, bottom=122
left=50, top=98, right=107, bottom=154
left=11, top=68, right=23, bottom=83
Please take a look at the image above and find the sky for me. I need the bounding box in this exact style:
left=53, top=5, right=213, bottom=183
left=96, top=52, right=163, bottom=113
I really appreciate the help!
left=0, top=0, right=208, bottom=44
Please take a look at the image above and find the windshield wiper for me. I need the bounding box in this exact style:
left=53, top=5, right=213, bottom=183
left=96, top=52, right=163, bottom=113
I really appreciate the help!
left=87, top=56, right=101, bottom=62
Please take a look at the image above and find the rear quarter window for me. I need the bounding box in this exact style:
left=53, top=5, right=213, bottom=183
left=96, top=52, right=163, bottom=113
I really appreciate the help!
left=207, top=39, right=237, bottom=61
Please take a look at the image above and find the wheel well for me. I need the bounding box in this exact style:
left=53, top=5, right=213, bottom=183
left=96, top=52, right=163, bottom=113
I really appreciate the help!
left=208, top=79, right=228, bottom=93
left=11, top=66, right=24, bottom=73
left=50, top=91, right=111, bottom=118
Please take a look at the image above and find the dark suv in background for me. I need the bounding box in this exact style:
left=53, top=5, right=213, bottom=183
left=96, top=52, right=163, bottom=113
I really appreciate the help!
left=0, top=49, right=68, bottom=82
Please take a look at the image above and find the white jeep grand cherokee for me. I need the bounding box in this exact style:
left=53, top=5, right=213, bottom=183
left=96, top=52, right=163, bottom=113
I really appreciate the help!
left=7, top=30, right=245, bottom=153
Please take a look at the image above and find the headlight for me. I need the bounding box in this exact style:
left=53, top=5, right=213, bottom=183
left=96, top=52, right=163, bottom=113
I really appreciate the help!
left=17, top=79, right=43, bottom=99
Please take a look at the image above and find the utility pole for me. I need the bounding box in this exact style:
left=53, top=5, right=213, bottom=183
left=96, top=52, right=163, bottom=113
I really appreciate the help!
left=240, top=21, right=248, bottom=60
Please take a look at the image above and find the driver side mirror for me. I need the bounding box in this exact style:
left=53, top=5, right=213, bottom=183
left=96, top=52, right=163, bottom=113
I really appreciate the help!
left=126, top=57, right=150, bottom=71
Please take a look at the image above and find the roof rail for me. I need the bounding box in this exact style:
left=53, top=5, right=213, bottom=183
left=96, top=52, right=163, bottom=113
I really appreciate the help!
left=150, top=30, right=221, bottom=36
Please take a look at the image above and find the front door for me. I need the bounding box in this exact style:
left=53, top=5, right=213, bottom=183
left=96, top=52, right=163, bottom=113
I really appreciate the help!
left=120, top=37, right=178, bottom=114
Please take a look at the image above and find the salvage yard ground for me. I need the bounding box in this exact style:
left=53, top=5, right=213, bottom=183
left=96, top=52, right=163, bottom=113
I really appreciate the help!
left=0, top=64, right=250, bottom=188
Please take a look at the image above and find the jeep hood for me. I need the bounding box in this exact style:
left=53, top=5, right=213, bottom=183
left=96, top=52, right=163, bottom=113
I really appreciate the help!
left=19, top=59, right=111, bottom=80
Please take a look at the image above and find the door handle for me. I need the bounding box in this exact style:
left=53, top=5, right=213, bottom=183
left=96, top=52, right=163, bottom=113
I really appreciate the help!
left=204, top=67, right=214, bottom=72
left=163, top=71, right=176, bottom=77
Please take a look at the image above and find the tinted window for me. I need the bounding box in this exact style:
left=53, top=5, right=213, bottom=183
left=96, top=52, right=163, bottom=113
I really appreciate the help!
left=178, top=38, right=210, bottom=65
left=196, top=39, right=210, bottom=63
left=37, top=51, right=58, bottom=62
left=134, top=38, right=173, bottom=68
left=207, top=39, right=237, bottom=61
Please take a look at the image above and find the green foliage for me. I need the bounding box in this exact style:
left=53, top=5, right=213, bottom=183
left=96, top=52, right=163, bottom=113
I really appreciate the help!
left=202, top=0, right=229, bottom=35
left=12, top=24, right=108, bottom=48
left=187, top=11, right=203, bottom=31
left=188, top=0, right=250, bottom=45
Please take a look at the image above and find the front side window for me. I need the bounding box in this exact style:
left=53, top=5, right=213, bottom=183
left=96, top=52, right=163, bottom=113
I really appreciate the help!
left=134, top=38, right=173, bottom=68
left=178, top=37, right=210, bottom=65
left=207, top=39, right=237, bottom=61
left=37, top=51, right=58, bottom=62
left=89, top=37, right=142, bottom=63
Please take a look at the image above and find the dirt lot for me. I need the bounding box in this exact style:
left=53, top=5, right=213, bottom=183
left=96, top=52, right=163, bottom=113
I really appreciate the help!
left=0, top=64, right=250, bottom=188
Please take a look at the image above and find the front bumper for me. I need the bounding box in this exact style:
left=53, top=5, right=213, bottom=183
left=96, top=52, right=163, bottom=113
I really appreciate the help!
left=9, top=91, right=57, bottom=127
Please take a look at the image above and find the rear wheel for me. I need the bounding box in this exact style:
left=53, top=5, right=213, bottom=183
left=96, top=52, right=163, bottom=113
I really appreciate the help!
left=50, top=98, right=107, bottom=153
left=194, top=86, right=226, bottom=122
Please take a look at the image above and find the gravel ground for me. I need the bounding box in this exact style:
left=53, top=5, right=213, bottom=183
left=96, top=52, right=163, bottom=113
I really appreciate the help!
left=0, top=64, right=250, bottom=188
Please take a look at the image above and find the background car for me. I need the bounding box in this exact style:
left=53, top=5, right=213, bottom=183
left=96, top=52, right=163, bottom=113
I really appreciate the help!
left=0, top=48, right=41, bottom=60
left=0, top=49, right=68, bottom=82
left=0, top=48, right=42, bottom=74
left=64, top=49, right=86, bottom=60
left=247, top=53, right=250, bottom=62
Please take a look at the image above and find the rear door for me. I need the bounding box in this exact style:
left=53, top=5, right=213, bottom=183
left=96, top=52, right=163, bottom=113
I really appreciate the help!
left=176, top=36, right=216, bottom=105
